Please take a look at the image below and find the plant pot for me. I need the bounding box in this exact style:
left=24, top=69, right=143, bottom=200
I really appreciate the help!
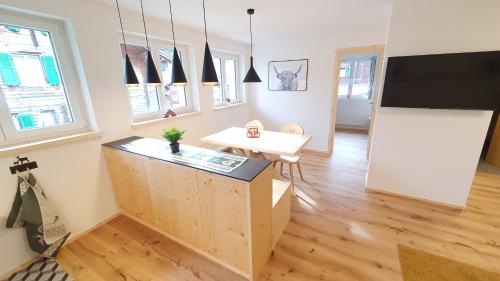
left=170, top=143, right=180, bottom=154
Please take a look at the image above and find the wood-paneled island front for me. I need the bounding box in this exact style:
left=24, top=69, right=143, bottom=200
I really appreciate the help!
left=102, top=137, right=291, bottom=281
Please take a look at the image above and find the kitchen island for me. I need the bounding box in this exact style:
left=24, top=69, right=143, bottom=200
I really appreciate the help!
left=102, top=137, right=290, bottom=281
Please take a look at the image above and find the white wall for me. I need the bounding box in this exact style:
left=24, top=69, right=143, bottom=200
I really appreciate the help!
left=366, top=0, right=500, bottom=207
left=0, top=0, right=250, bottom=274
left=336, top=97, right=371, bottom=130
left=250, top=26, right=388, bottom=152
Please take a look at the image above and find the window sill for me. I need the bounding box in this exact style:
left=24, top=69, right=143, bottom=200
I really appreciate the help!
left=0, top=131, right=102, bottom=158
left=213, top=102, right=246, bottom=111
left=131, top=111, right=201, bottom=129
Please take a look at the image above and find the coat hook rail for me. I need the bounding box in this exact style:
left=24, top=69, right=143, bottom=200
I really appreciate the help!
left=9, top=156, right=38, bottom=175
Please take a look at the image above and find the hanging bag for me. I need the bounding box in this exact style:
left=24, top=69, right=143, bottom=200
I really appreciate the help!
left=6, top=172, right=70, bottom=257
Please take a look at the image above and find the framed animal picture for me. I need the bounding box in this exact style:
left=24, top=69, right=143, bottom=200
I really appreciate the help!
left=268, top=59, right=308, bottom=91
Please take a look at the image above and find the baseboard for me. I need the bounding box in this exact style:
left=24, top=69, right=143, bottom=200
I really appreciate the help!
left=365, top=187, right=466, bottom=210
left=63, top=211, right=122, bottom=247
left=335, top=125, right=369, bottom=132
left=121, top=212, right=251, bottom=280
left=0, top=211, right=121, bottom=279
left=0, top=255, right=40, bottom=280
left=302, top=148, right=331, bottom=157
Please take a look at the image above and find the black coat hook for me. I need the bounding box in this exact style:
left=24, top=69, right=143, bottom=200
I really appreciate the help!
left=9, top=156, right=38, bottom=174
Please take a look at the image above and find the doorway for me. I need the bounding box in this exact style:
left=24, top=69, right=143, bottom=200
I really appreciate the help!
left=328, top=46, right=384, bottom=159
left=478, top=110, right=500, bottom=175
left=336, top=53, right=378, bottom=130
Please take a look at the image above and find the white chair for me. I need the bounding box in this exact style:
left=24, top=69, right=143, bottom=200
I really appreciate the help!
left=245, top=120, right=264, bottom=132
left=273, top=123, right=305, bottom=195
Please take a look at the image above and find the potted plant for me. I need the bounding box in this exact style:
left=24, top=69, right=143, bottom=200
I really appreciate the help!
left=162, top=127, right=185, bottom=153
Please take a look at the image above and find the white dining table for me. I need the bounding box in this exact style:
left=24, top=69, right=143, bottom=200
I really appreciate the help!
left=200, top=127, right=312, bottom=157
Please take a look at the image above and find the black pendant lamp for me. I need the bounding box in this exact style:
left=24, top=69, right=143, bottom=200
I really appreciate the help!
left=115, top=0, right=139, bottom=87
left=201, top=0, right=219, bottom=86
left=243, top=9, right=262, bottom=83
left=168, top=0, right=187, bottom=86
left=139, top=0, right=161, bottom=86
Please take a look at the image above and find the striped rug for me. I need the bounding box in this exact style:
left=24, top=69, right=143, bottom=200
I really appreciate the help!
left=4, top=258, right=72, bottom=281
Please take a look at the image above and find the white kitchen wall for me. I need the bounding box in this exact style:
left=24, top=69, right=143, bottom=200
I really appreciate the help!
left=250, top=28, right=388, bottom=152
left=0, top=0, right=250, bottom=274
left=366, top=0, right=500, bottom=207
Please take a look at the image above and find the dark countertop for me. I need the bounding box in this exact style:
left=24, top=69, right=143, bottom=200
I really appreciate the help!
left=102, top=136, right=272, bottom=182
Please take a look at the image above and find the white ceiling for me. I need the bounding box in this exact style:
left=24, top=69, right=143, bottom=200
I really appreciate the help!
left=98, top=0, right=392, bottom=44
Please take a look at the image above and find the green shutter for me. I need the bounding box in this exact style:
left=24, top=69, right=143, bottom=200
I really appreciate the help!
left=18, top=113, right=35, bottom=129
left=0, top=53, right=20, bottom=86
left=6, top=25, right=20, bottom=32
left=41, top=55, right=60, bottom=86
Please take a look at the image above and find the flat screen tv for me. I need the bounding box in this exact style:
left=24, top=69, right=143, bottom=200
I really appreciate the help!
left=380, top=51, right=500, bottom=110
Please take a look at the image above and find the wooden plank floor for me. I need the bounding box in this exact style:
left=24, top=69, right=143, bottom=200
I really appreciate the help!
left=56, top=214, right=247, bottom=281
left=261, top=131, right=500, bottom=281
left=57, top=131, right=500, bottom=281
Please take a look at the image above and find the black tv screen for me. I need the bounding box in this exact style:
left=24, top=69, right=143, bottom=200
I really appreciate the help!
left=380, top=51, right=500, bottom=110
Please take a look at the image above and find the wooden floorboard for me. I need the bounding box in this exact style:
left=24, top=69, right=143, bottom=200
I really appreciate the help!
left=57, top=131, right=500, bottom=281
left=260, top=131, right=500, bottom=281
left=56, top=215, right=247, bottom=281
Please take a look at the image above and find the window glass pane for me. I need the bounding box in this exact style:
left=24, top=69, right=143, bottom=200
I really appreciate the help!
left=0, top=24, right=73, bottom=131
left=338, top=58, right=376, bottom=99
left=13, top=55, right=47, bottom=86
left=339, top=62, right=351, bottom=78
left=120, top=44, right=160, bottom=115
left=351, top=60, right=372, bottom=97
left=159, top=48, right=187, bottom=109
left=212, top=57, right=223, bottom=104
left=338, top=62, right=351, bottom=96
left=224, top=59, right=237, bottom=101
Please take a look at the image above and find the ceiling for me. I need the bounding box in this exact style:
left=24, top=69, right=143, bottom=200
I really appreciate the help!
left=98, top=0, right=392, bottom=44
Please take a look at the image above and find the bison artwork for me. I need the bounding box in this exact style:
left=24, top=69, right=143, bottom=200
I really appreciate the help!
left=269, top=59, right=308, bottom=91
left=273, top=65, right=302, bottom=91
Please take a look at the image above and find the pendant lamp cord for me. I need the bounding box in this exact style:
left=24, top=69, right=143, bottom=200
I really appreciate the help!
left=115, top=0, right=128, bottom=54
left=202, top=0, right=208, bottom=42
left=249, top=12, right=253, bottom=57
left=168, top=0, right=176, bottom=47
left=139, top=0, right=150, bottom=48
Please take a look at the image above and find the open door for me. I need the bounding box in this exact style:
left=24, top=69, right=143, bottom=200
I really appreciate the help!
left=328, top=45, right=385, bottom=158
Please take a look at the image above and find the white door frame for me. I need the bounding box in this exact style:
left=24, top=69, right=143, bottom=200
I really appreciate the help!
left=328, top=45, right=385, bottom=158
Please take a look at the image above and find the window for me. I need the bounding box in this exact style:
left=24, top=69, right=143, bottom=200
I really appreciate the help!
left=121, top=37, right=192, bottom=121
left=338, top=55, right=378, bottom=99
left=211, top=52, right=240, bottom=107
left=339, top=62, right=351, bottom=78
left=159, top=48, right=188, bottom=111
left=120, top=45, right=160, bottom=116
left=0, top=10, right=89, bottom=144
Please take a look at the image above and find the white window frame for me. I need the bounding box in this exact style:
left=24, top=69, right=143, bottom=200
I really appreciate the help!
left=0, top=9, right=89, bottom=146
left=338, top=55, right=379, bottom=101
left=121, top=34, right=193, bottom=122
left=211, top=51, right=241, bottom=107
